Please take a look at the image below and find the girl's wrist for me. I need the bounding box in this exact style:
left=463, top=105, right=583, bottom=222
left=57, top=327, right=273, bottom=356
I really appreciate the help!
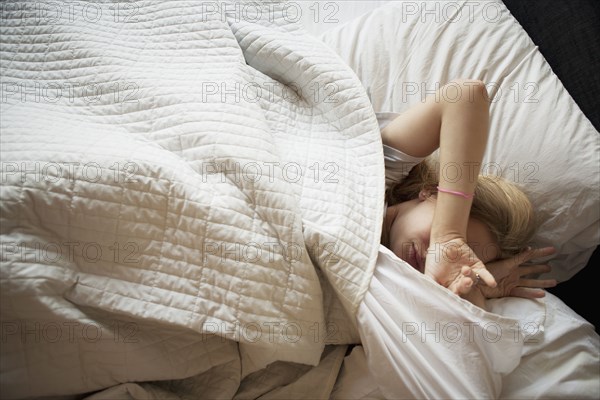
left=430, top=195, right=470, bottom=243
left=437, top=186, right=474, bottom=199
left=430, top=231, right=465, bottom=244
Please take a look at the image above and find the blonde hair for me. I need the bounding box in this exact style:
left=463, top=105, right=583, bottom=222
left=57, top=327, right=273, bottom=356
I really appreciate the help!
left=386, top=157, right=536, bottom=259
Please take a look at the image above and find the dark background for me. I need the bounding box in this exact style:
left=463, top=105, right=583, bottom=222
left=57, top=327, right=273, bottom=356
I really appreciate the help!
left=501, top=0, right=599, bottom=331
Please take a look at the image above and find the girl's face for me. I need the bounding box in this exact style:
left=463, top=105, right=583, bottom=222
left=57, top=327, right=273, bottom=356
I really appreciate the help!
left=386, top=191, right=499, bottom=272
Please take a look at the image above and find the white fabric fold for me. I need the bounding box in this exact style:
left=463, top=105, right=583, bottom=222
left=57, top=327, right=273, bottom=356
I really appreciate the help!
left=357, top=245, right=527, bottom=399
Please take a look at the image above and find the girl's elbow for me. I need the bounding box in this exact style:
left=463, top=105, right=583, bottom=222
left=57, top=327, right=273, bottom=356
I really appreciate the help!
left=444, top=79, right=490, bottom=108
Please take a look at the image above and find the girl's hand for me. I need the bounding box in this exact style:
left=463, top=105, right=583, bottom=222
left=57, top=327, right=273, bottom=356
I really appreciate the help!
left=461, top=246, right=557, bottom=309
left=424, top=237, right=497, bottom=296
left=477, top=246, right=557, bottom=299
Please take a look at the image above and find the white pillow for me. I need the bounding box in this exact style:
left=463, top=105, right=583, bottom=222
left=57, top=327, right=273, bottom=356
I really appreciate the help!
left=318, top=0, right=599, bottom=282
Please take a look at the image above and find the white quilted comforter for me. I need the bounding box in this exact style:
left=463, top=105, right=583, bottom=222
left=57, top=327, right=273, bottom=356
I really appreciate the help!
left=0, top=1, right=384, bottom=397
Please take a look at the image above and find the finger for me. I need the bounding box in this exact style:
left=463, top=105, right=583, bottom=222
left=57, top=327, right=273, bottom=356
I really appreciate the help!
left=452, top=266, right=475, bottom=296
left=519, top=278, right=558, bottom=288
left=510, top=287, right=547, bottom=299
left=456, top=275, right=475, bottom=296
left=496, top=248, right=537, bottom=271
left=512, top=247, right=536, bottom=266
left=462, top=266, right=473, bottom=277
left=518, top=264, right=551, bottom=277
left=529, top=246, right=557, bottom=260
left=473, top=264, right=497, bottom=288
left=521, top=246, right=557, bottom=264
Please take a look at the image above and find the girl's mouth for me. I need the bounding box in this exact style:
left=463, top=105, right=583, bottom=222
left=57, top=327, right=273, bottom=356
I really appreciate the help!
left=408, top=243, right=419, bottom=272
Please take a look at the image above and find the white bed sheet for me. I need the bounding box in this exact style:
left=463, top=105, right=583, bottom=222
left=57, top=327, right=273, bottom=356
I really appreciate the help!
left=331, top=246, right=600, bottom=399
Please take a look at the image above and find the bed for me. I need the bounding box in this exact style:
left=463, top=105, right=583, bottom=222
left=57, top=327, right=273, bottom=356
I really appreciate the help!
left=0, top=1, right=598, bottom=399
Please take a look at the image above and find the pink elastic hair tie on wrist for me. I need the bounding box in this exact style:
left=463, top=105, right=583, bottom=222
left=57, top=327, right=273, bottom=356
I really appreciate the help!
left=436, top=186, right=475, bottom=199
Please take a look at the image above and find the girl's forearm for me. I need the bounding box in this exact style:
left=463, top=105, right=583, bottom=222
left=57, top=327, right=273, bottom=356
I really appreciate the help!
left=380, top=79, right=490, bottom=243
left=431, top=81, right=490, bottom=243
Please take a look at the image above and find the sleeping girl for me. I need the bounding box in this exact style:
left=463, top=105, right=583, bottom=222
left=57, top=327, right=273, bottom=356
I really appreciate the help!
left=332, top=83, right=598, bottom=400
left=377, top=78, right=557, bottom=307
